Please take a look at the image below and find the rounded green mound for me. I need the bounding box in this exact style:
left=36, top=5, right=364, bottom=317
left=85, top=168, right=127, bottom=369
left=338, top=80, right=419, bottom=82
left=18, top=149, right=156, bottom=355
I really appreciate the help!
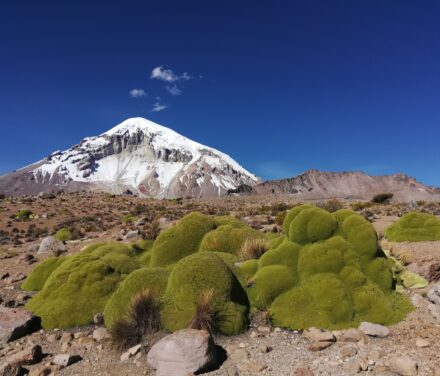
left=287, top=206, right=338, bottom=245
left=385, top=212, right=440, bottom=242
left=247, top=265, right=296, bottom=309
left=150, top=212, right=217, bottom=267
left=21, top=256, right=67, bottom=291
left=54, top=228, right=72, bottom=241
left=199, top=223, right=264, bottom=255
left=160, top=252, right=249, bottom=336
left=249, top=207, right=413, bottom=330
left=26, top=243, right=142, bottom=329
left=104, top=267, right=169, bottom=328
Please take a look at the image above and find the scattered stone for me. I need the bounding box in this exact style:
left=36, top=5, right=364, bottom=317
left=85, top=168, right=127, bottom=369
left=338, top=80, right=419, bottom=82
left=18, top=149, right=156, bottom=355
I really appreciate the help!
left=124, top=230, right=139, bottom=240
left=147, top=329, right=219, bottom=376
left=415, top=338, right=430, bottom=348
left=428, top=303, right=440, bottom=320
left=259, top=344, right=272, bottom=353
left=93, top=313, right=104, bottom=326
left=226, top=345, right=249, bottom=363
left=52, top=354, right=82, bottom=368
left=359, top=322, right=390, bottom=338
left=5, top=273, right=26, bottom=284
left=428, top=263, right=440, bottom=282
left=411, top=294, right=425, bottom=308
left=120, top=344, right=142, bottom=361
left=339, top=344, right=358, bottom=358
left=293, top=365, right=314, bottom=376
left=60, top=332, right=73, bottom=345
left=37, top=236, right=66, bottom=255
left=308, top=341, right=333, bottom=352
left=135, top=218, right=147, bottom=226
left=427, top=282, right=440, bottom=305
left=303, top=327, right=336, bottom=343
left=0, top=363, right=24, bottom=376
left=337, top=328, right=364, bottom=343
left=0, top=307, right=41, bottom=345
left=368, top=349, right=383, bottom=362
left=257, top=326, right=271, bottom=334
left=5, top=345, right=43, bottom=366
left=28, top=365, right=51, bottom=376
left=389, top=356, right=418, bottom=376
left=92, top=327, right=110, bottom=342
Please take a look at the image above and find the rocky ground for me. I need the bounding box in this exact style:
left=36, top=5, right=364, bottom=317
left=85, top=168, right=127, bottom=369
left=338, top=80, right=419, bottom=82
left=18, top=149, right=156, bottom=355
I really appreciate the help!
left=1, top=192, right=440, bottom=376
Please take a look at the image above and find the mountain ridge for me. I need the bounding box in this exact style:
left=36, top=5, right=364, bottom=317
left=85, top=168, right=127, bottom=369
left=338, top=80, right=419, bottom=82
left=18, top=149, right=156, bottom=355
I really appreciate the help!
left=0, top=118, right=260, bottom=198
left=1, top=119, right=439, bottom=202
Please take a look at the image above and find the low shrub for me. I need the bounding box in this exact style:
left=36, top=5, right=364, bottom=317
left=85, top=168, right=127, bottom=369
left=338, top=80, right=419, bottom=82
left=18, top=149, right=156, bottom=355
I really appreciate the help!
left=315, top=199, right=344, bottom=213
left=372, top=193, right=394, bottom=204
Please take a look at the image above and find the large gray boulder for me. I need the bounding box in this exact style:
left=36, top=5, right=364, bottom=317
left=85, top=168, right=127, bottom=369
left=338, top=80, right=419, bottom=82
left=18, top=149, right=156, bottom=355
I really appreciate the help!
left=37, top=236, right=66, bottom=255
left=427, top=282, right=440, bottom=305
left=147, top=329, right=219, bottom=376
left=0, top=307, right=41, bottom=345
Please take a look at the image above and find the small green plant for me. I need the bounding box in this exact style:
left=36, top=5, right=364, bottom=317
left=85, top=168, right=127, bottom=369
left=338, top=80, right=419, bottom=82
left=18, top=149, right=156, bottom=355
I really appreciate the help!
left=371, top=193, right=394, bottom=204
left=54, top=228, right=72, bottom=241
left=16, top=209, right=33, bottom=221
left=121, top=214, right=136, bottom=224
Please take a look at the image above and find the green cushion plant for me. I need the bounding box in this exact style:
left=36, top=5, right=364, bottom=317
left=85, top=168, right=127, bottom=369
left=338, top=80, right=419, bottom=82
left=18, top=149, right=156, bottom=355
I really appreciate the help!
left=21, top=256, right=67, bottom=291
left=160, top=252, right=249, bottom=336
left=26, top=243, right=142, bottom=329
left=54, top=228, right=72, bottom=241
left=385, top=212, right=440, bottom=242
left=242, top=205, right=413, bottom=330
left=104, top=267, right=169, bottom=328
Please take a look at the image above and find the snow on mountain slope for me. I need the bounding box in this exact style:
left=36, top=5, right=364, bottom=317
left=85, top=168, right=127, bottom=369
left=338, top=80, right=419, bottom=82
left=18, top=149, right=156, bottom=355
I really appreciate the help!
left=0, top=118, right=260, bottom=198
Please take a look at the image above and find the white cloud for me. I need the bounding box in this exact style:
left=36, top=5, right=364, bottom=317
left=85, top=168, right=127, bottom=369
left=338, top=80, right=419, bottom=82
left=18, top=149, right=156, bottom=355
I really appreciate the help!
left=151, top=98, right=168, bottom=112
left=165, top=85, right=182, bottom=96
left=129, top=88, right=147, bottom=98
left=150, top=66, right=192, bottom=82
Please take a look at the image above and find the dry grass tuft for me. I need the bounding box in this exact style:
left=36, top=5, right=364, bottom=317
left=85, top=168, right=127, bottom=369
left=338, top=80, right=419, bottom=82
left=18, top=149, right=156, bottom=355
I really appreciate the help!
left=238, top=238, right=270, bottom=261
left=188, top=288, right=216, bottom=335
left=110, top=289, right=161, bottom=351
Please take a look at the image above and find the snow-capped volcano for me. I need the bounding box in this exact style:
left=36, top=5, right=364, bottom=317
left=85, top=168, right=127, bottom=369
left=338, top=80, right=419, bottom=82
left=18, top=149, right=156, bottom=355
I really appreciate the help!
left=0, top=118, right=260, bottom=198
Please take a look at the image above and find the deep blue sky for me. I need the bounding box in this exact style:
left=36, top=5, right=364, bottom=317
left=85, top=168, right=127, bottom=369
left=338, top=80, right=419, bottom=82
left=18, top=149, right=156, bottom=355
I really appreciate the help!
left=1, top=1, right=439, bottom=185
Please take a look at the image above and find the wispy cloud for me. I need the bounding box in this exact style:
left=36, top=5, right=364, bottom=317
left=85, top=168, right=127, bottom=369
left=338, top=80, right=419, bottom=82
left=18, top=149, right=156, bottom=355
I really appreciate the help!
left=129, top=88, right=147, bottom=98
left=151, top=66, right=192, bottom=82
left=165, top=85, right=182, bottom=96
left=151, top=98, right=168, bottom=112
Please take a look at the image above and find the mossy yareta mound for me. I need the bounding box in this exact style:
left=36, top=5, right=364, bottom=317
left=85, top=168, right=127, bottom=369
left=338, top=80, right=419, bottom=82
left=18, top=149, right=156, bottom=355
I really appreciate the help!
left=149, top=212, right=218, bottom=267
left=21, top=256, right=67, bottom=292
left=26, top=243, right=142, bottom=329
left=160, top=252, right=249, bottom=336
left=385, top=212, right=440, bottom=242
left=240, top=205, right=413, bottom=330
left=104, top=267, right=169, bottom=328
left=150, top=212, right=263, bottom=267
